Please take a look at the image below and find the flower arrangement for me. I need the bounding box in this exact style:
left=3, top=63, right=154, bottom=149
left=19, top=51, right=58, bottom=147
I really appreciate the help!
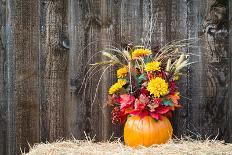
left=90, top=41, right=194, bottom=125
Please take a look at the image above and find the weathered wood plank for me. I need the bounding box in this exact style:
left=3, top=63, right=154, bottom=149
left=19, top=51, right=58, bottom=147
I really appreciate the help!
left=150, top=0, right=170, bottom=47
left=187, top=0, right=231, bottom=141
left=5, top=1, right=16, bottom=153
left=97, top=0, right=117, bottom=141
left=39, top=0, right=69, bottom=142
left=120, top=0, right=143, bottom=45
left=204, top=0, right=231, bottom=141
left=0, top=0, right=7, bottom=154
left=167, top=0, right=189, bottom=137
left=6, top=0, right=40, bottom=154
left=14, top=0, right=40, bottom=152
left=186, top=0, right=207, bottom=138
left=68, top=0, right=116, bottom=141
left=227, top=0, right=232, bottom=142
left=67, top=0, right=87, bottom=140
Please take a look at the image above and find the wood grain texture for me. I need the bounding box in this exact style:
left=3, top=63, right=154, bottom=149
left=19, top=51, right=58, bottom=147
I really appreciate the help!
left=187, top=0, right=231, bottom=141
left=6, top=0, right=40, bottom=154
left=167, top=0, right=189, bottom=137
left=227, top=0, right=232, bottom=142
left=68, top=0, right=116, bottom=141
left=68, top=0, right=87, bottom=140
left=1, top=0, right=231, bottom=154
left=39, top=0, right=69, bottom=142
left=120, top=0, right=143, bottom=45
left=186, top=0, right=208, bottom=138
left=5, top=0, right=16, bottom=154
left=68, top=0, right=232, bottom=142
left=203, top=0, right=230, bottom=140
left=0, top=0, right=7, bottom=154
left=14, top=0, right=40, bottom=153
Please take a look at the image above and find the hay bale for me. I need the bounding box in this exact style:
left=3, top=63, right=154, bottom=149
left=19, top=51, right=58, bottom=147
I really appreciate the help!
left=24, top=138, right=232, bottom=155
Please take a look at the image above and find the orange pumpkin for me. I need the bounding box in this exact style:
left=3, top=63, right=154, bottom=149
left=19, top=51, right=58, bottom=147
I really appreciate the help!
left=124, top=115, right=173, bottom=147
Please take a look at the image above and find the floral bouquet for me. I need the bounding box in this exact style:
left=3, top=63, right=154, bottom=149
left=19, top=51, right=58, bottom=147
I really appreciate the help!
left=90, top=41, right=194, bottom=146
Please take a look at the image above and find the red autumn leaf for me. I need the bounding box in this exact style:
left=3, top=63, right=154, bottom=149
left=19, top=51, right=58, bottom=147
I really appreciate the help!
left=129, top=94, right=150, bottom=118
left=147, top=73, right=154, bottom=80
left=139, top=110, right=149, bottom=118
left=112, top=106, right=132, bottom=125
left=169, top=106, right=175, bottom=111
left=130, top=109, right=148, bottom=119
left=164, top=111, right=173, bottom=118
left=140, top=87, right=149, bottom=95
left=124, top=107, right=134, bottom=115
left=134, top=99, right=145, bottom=109
left=154, top=98, right=162, bottom=105
left=119, top=113, right=128, bottom=124
left=129, top=109, right=140, bottom=116
left=167, top=92, right=181, bottom=108
left=134, top=94, right=149, bottom=109
left=150, top=112, right=161, bottom=120
left=138, top=94, right=150, bottom=104
left=116, top=94, right=135, bottom=110
left=147, top=102, right=159, bottom=112
left=156, top=106, right=170, bottom=114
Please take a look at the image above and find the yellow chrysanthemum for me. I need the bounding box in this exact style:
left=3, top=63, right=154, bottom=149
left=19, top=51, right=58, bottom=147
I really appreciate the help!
left=117, top=67, right=128, bottom=78
left=132, top=48, right=152, bottom=59
left=145, top=61, right=161, bottom=72
left=109, top=79, right=127, bottom=94
left=147, top=77, right=169, bottom=98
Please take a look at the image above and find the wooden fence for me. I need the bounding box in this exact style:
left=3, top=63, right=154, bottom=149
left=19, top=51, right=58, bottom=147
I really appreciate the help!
left=0, top=0, right=231, bottom=154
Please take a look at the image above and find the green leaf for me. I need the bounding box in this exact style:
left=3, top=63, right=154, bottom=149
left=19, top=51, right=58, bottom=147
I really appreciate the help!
left=162, top=98, right=174, bottom=107
left=144, top=56, right=152, bottom=63
left=136, top=73, right=147, bottom=85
